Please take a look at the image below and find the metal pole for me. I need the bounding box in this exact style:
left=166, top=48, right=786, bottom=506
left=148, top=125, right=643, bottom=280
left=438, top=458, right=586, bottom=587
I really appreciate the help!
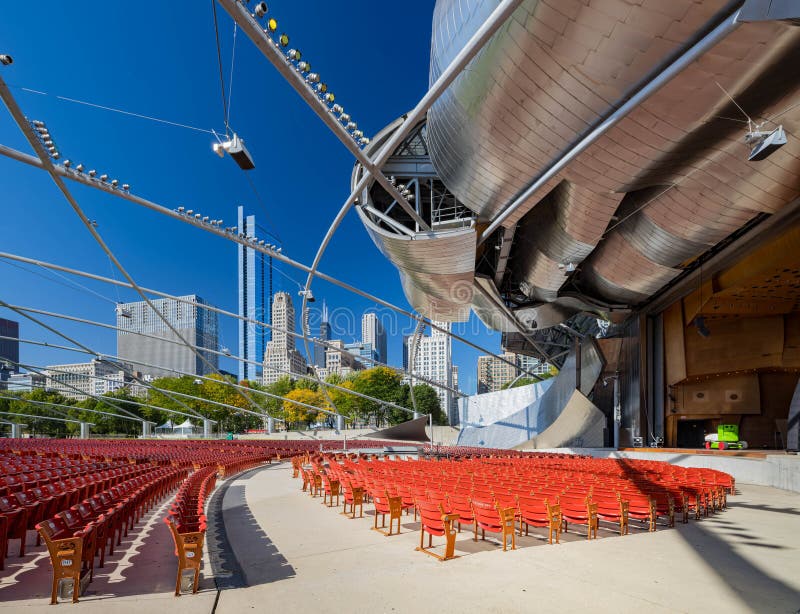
left=613, top=371, right=621, bottom=450
left=11, top=423, right=24, bottom=438
left=79, top=422, right=90, bottom=439
left=267, top=416, right=274, bottom=435
left=203, top=418, right=212, bottom=439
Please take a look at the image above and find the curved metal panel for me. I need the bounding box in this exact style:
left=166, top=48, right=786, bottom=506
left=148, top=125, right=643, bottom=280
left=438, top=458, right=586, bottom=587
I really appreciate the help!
left=457, top=340, right=602, bottom=449
left=428, top=0, right=738, bottom=221
left=356, top=208, right=476, bottom=321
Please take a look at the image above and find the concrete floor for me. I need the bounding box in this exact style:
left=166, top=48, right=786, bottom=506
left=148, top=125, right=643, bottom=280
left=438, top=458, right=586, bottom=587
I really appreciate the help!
left=3, top=463, right=799, bottom=613
left=213, top=464, right=800, bottom=614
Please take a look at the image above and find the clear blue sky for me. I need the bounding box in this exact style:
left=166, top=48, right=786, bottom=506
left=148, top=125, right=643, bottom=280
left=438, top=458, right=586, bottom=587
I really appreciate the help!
left=0, top=1, right=500, bottom=394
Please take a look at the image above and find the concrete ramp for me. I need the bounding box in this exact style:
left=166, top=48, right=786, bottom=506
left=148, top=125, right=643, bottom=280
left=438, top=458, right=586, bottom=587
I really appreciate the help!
left=457, top=340, right=603, bottom=449
left=514, top=389, right=605, bottom=450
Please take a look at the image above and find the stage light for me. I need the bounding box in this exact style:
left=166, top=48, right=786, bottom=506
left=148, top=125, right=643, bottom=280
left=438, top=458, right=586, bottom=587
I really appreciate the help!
left=297, top=61, right=310, bottom=73
left=331, top=104, right=343, bottom=114
left=339, top=113, right=350, bottom=123
left=177, top=206, right=185, bottom=213
left=306, top=72, right=320, bottom=83
left=266, top=18, right=277, bottom=32
left=211, top=133, right=256, bottom=170
left=202, top=216, right=209, bottom=222
left=88, top=170, right=96, bottom=177
left=111, top=179, right=119, bottom=187
left=0, top=55, right=12, bottom=66
left=63, top=159, right=71, bottom=168
left=359, top=137, right=370, bottom=145
left=254, top=2, right=268, bottom=18
left=287, top=49, right=301, bottom=61
left=100, top=174, right=108, bottom=182
left=194, top=214, right=202, bottom=219
left=324, top=92, right=335, bottom=103
left=186, top=209, right=194, bottom=215
left=76, top=164, right=84, bottom=172
left=122, top=184, right=130, bottom=191
left=279, top=34, right=289, bottom=47
left=746, top=125, right=787, bottom=161
left=316, top=82, right=327, bottom=93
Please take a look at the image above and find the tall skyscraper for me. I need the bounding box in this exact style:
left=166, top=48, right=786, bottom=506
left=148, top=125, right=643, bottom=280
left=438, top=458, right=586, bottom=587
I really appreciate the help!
left=361, top=312, right=387, bottom=365
left=117, top=295, right=218, bottom=379
left=0, top=318, right=19, bottom=372
left=313, top=300, right=331, bottom=368
left=408, top=321, right=455, bottom=424
left=238, top=205, right=267, bottom=382
left=263, top=291, right=307, bottom=385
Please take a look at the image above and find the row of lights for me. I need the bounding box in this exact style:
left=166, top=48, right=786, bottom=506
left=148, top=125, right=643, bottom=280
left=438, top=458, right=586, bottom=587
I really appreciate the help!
left=31, top=120, right=131, bottom=191
left=388, top=176, right=414, bottom=202
left=174, top=206, right=282, bottom=253
left=245, top=1, right=370, bottom=148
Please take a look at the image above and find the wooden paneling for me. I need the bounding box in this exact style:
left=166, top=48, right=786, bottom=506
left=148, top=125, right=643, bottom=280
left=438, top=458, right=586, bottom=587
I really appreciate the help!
left=663, top=300, right=686, bottom=385
left=596, top=338, right=623, bottom=372
left=674, top=374, right=760, bottom=415
left=684, top=316, right=784, bottom=376
left=783, top=312, right=800, bottom=367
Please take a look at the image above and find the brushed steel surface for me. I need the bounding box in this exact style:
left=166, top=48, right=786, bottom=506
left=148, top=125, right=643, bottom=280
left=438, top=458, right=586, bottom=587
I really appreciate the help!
left=457, top=339, right=603, bottom=448
left=427, top=0, right=800, bottom=307
left=356, top=207, right=476, bottom=322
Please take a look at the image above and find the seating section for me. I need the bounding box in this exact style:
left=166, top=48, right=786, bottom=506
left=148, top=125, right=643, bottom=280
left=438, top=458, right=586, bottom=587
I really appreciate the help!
left=290, top=453, right=734, bottom=560
left=0, top=440, right=282, bottom=603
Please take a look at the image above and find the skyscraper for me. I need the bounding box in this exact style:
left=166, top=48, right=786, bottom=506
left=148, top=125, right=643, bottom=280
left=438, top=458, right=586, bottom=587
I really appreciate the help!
left=0, top=318, right=19, bottom=372
left=408, top=321, right=455, bottom=424
left=238, top=205, right=267, bottom=382
left=263, top=291, right=307, bottom=385
left=361, top=312, right=387, bottom=365
left=117, top=295, right=218, bottom=378
left=313, top=300, right=331, bottom=368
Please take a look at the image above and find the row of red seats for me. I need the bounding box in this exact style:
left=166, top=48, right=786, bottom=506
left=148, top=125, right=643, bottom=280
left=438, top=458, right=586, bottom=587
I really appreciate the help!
left=35, top=466, right=187, bottom=604
left=297, top=454, right=733, bottom=559
left=0, top=463, right=165, bottom=568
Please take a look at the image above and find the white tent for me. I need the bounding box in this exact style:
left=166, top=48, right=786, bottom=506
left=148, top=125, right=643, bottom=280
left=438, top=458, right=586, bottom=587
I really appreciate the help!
left=173, top=419, right=197, bottom=435
left=155, top=419, right=174, bottom=434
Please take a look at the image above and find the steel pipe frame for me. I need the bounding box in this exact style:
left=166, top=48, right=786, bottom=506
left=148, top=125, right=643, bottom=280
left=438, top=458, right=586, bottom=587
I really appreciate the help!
left=478, top=6, right=746, bottom=244
left=3, top=357, right=151, bottom=424
left=12, top=360, right=223, bottom=424
left=0, top=410, right=90, bottom=426
left=215, top=0, right=429, bottom=232
left=0, top=263, right=467, bottom=399
left=0, top=298, right=208, bottom=421
left=0, top=393, right=149, bottom=425
left=297, top=0, right=527, bottom=403
left=0, top=149, right=537, bottom=384
left=0, top=151, right=536, bottom=385
left=0, top=333, right=393, bottom=424
left=0, top=77, right=270, bottom=422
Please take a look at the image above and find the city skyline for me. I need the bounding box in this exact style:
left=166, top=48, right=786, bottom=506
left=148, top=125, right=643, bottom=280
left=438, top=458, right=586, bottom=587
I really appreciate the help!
left=0, top=1, right=501, bottom=397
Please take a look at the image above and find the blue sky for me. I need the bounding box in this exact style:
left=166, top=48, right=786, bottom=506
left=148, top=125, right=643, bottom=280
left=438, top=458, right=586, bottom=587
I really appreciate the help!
left=0, top=1, right=500, bottom=394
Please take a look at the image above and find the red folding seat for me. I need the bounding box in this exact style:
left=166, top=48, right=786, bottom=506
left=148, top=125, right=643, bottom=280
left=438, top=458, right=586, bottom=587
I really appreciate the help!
left=471, top=499, right=516, bottom=551
left=558, top=495, right=599, bottom=540
left=517, top=495, right=551, bottom=536
left=624, top=494, right=656, bottom=531
left=0, top=494, right=28, bottom=556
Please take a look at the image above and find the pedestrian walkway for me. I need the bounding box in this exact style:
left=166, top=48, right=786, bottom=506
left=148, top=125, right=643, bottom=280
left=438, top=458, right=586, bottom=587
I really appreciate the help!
left=213, top=463, right=800, bottom=614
